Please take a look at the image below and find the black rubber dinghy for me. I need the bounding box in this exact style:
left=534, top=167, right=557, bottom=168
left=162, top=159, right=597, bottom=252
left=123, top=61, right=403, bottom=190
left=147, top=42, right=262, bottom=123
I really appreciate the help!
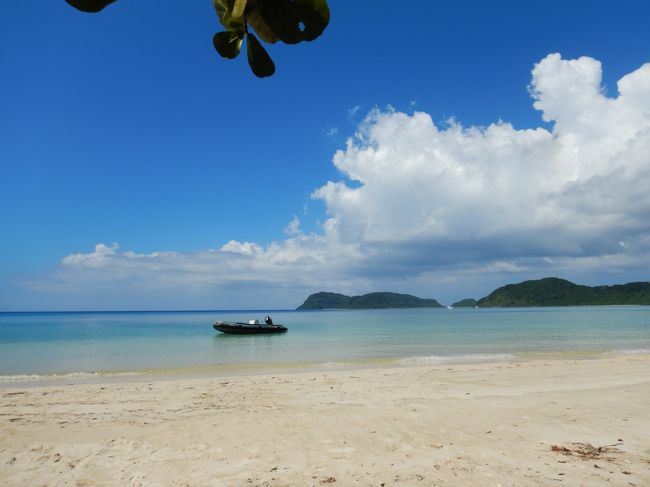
left=213, top=321, right=288, bottom=334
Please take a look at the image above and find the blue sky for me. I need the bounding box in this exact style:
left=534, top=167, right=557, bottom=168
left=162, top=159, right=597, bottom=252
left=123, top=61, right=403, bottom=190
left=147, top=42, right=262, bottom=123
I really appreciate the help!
left=2, top=1, right=650, bottom=310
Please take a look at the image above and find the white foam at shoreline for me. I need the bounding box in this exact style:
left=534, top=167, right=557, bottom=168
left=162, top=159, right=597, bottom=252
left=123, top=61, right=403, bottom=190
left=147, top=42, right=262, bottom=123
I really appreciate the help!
left=398, top=353, right=516, bottom=365
left=4, top=349, right=649, bottom=386
left=0, top=370, right=145, bottom=384
left=611, top=348, right=650, bottom=355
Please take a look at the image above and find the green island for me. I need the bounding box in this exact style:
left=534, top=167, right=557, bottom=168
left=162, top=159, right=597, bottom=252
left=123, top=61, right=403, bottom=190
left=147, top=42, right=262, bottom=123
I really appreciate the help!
left=296, top=292, right=443, bottom=310
left=477, top=277, right=650, bottom=307
left=297, top=277, right=650, bottom=309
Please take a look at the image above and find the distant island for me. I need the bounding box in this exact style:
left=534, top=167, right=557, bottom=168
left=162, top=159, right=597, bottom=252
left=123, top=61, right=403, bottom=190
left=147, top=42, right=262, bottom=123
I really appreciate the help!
left=297, top=277, right=650, bottom=310
left=297, top=292, right=443, bottom=310
left=477, top=277, right=650, bottom=307
left=451, top=298, right=479, bottom=308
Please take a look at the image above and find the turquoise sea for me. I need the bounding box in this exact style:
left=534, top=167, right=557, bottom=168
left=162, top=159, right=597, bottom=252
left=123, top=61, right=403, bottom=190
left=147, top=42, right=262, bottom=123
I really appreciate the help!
left=1, top=307, right=650, bottom=384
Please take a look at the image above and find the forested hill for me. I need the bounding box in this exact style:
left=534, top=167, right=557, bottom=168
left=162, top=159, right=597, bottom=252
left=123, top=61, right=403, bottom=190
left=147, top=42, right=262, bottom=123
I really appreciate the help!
left=478, top=277, right=650, bottom=307
left=297, top=292, right=443, bottom=310
left=297, top=278, right=650, bottom=310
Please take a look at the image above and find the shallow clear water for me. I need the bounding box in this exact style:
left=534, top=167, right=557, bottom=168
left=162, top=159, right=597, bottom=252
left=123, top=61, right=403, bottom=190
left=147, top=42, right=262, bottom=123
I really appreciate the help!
left=1, top=307, right=650, bottom=381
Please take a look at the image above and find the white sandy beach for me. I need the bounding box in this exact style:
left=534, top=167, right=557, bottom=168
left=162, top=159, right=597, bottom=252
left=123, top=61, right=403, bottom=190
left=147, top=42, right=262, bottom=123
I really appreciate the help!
left=1, top=355, right=650, bottom=486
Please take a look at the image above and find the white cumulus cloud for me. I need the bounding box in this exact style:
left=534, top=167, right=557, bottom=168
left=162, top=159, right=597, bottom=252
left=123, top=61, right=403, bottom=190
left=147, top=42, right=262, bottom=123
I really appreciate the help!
left=313, top=53, right=650, bottom=269
left=24, top=54, right=650, bottom=307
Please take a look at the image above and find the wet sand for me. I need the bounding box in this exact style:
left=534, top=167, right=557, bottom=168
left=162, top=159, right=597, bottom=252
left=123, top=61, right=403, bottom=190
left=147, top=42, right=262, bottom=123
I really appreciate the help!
left=1, top=355, right=650, bottom=486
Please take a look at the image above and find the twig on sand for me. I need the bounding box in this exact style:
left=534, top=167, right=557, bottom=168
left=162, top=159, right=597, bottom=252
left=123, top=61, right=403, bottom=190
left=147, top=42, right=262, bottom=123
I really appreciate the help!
left=551, top=442, right=623, bottom=460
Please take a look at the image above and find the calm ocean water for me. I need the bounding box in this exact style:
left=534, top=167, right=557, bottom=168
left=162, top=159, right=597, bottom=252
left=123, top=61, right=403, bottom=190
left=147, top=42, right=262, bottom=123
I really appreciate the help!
left=1, top=307, right=650, bottom=383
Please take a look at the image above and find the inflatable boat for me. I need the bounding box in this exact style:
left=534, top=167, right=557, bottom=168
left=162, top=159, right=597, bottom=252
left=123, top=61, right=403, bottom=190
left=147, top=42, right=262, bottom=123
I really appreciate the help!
left=213, top=320, right=288, bottom=334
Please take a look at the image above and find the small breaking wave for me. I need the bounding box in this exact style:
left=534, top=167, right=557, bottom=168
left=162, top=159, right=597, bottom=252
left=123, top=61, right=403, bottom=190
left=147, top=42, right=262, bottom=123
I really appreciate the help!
left=0, top=374, right=44, bottom=383
left=0, top=371, right=97, bottom=383
left=610, top=348, right=650, bottom=355
left=0, top=370, right=144, bottom=385
left=398, top=353, right=516, bottom=365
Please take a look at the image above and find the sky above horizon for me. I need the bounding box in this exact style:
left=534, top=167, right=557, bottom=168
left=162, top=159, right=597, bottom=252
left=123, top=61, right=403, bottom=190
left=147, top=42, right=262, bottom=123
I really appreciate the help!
left=2, top=1, right=650, bottom=310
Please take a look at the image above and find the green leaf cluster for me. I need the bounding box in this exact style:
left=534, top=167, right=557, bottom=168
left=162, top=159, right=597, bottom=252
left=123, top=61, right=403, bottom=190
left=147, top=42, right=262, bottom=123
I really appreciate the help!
left=64, top=0, right=330, bottom=78
left=65, top=0, right=116, bottom=13
left=213, top=0, right=330, bottom=77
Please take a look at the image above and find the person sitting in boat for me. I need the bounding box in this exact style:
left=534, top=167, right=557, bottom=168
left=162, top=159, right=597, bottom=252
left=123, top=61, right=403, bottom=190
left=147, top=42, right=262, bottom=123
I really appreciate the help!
left=265, top=315, right=273, bottom=325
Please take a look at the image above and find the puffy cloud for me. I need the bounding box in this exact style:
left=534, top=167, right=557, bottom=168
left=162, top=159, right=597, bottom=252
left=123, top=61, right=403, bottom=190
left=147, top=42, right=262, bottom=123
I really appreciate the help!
left=62, top=243, right=120, bottom=267
left=25, top=227, right=367, bottom=308
left=314, top=53, right=650, bottom=267
left=24, top=54, right=650, bottom=307
left=220, top=240, right=262, bottom=255
left=325, top=126, right=338, bottom=138
left=283, top=215, right=301, bottom=236
left=347, top=105, right=361, bottom=118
